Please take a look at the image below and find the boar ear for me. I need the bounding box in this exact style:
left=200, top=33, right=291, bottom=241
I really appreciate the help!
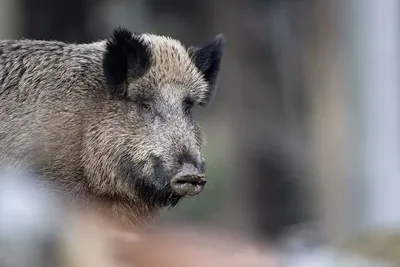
left=103, top=27, right=151, bottom=97
left=189, top=34, right=226, bottom=104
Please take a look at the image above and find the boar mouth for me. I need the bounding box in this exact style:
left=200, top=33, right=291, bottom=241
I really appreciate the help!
left=170, top=175, right=206, bottom=196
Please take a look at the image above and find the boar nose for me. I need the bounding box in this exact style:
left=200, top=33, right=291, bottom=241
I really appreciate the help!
left=170, top=162, right=206, bottom=196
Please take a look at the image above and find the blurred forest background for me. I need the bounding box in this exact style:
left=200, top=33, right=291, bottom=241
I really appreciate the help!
left=2, top=0, right=399, bottom=256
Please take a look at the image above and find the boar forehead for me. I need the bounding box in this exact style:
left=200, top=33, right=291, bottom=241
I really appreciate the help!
left=126, top=34, right=209, bottom=103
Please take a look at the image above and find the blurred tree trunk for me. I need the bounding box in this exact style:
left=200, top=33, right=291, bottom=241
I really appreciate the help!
left=19, top=0, right=94, bottom=42
left=304, top=0, right=351, bottom=245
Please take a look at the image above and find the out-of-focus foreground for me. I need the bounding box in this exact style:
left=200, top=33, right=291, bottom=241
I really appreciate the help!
left=1, top=0, right=400, bottom=266
left=0, top=169, right=388, bottom=267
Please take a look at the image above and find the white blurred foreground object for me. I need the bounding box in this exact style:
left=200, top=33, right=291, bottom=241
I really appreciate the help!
left=0, top=168, right=63, bottom=267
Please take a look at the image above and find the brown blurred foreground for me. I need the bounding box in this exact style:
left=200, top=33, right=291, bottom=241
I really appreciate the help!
left=60, top=207, right=279, bottom=267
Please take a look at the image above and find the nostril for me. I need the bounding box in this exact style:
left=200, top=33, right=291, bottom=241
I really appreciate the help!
left=172, top=175, right=206, bottom=185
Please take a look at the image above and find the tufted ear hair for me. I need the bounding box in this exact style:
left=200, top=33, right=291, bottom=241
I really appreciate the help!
left=189, top=34, right=226, bottom=104
left=103, top=27, right=152, bottom=97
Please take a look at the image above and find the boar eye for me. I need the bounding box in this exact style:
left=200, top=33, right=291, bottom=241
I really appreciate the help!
left=138, top=102, right=154, bottom=121
left=141, top=103, right=152, bottom=112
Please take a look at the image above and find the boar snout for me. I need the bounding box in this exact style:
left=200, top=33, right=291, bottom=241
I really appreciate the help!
left=170, top=162, right=206, bottom=196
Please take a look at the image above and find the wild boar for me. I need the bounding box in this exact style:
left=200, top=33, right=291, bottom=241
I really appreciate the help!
left=0, top=27, right=225, bottom=226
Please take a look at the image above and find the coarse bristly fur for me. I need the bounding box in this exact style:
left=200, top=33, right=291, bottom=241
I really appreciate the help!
left=0, top=27, right=226, bottom=226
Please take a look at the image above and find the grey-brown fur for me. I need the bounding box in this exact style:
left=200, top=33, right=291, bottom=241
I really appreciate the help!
left=0, top=28, right=225, bottom=226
